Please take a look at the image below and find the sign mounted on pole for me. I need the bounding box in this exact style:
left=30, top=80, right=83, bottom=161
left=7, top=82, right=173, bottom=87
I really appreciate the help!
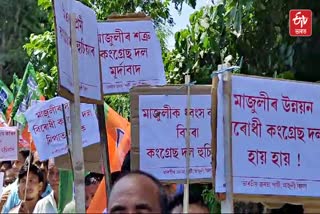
left=53, top=0, right=103, bottom=104
left=98, top=13, right=166, bottom=94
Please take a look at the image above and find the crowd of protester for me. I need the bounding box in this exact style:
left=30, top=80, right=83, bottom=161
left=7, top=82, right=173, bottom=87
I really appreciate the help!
left=0, top=150, right=210, bottom=213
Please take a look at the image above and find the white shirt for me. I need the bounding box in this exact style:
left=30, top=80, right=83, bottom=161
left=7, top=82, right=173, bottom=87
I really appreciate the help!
left=33, top=191, right=58, bottom=213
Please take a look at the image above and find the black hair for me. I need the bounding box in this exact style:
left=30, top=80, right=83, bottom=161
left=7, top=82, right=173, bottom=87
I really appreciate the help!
left=121, top=151, right=130, bottom=173
left=111, top=171, right=121, bottom=186
left=42, top=160, right=49, bottom=169
left=110, top=170, right=168, bottom=214
left=0, top=161, right=12, bottom=168
left=168, top=193, right=209, bottom=212
left=18, top=163, right=44, bottom=183
left=19, top=150, right=33, bottom=164
left=85, top=172, right=103, bottom=186
left=20, top=150, right=30, bottom=160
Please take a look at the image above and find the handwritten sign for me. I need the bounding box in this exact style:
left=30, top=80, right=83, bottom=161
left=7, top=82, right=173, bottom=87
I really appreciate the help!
left=53, top=0, right=102, bottom=101
left=98, top=20, right=166, bottom=94
left=24, top=97, right=100, bottom=161
left=0, top=127, right=18, bottom=161
left=217, top=75, right=320, bottom=197
left=139, top=95, right=212, bottom=181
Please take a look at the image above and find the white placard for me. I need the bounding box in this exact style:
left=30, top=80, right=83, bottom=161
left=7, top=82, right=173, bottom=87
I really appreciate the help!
left=54, top=0, right=102, bottom=101
left=24, top=97, right=100, bottom=161
left=0, top=127, right=18, bottom=161
left=217, top=75, right=320, bottom=197
left=139, top=95, right=212, bottom=181
left=98, top=20, right=166, bottom=94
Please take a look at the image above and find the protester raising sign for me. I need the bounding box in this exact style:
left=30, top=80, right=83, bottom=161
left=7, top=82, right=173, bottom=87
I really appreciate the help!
left=0, top=127, right=18, bottom=161
left=24, top=97, right=100, bottom=161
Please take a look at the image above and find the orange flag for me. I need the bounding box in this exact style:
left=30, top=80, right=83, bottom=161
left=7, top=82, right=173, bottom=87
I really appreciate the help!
left=5, top=102, right=13, bottom=122
left=87, top=177, right=107, bottom=213
left=18, top=124, right=36, bottom=151
left=105, top=103, right=131, bottom=173
left=87, top=104, right=130, bottom=213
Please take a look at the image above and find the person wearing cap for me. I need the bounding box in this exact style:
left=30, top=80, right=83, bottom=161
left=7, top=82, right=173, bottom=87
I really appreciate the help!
left=63, top=172, right=103, bottom=213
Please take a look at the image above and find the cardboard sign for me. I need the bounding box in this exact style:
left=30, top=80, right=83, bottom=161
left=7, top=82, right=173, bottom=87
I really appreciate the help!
left=53, top=0, right=102, bottom=103
left=0, top=127, right=18, bottom=161
left=24, top=97, right=100, bottom=161
left=98, top=19, right=166, bottom=94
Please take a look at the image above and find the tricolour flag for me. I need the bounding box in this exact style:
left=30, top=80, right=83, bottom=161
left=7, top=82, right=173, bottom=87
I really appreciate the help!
left=6, top=73, right=20, bottom=121
left=11, top=62, right=44, bottom=150
left=0, top=80, right=13, bottom=121
left=12, top=62, right=45, bottom=126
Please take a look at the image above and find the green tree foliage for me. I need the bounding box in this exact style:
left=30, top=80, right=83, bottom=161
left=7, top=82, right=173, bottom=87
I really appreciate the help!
left=165, top=1, right=318, bottom=212
left=165, top=0, right=319, bottom=84
left=202, top=186, right=221, bottom=213
left=0, top=0, right=49, bottom=85
left=24, top=0, right=199, bottom=73
left=23, top=0, right=197, bottom=117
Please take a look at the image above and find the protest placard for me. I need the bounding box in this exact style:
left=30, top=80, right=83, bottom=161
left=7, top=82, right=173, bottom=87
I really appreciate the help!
left=98, top=18, right=166, bottom=94
left=24, top=96, right=100, bottom=161
left=53, top=0, right=102, bottom=103
left=0, top=127, right=18, bottom=161
left=130, top=85, right=212, bottom=182
left=216, top=75, right=320, bottom=198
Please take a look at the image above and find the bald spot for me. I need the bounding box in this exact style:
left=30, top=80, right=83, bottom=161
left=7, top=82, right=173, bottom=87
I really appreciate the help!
left=108, top=174, right=161, bottom=213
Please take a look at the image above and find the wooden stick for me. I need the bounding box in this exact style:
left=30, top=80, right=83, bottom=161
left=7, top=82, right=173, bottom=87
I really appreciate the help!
left=23, top=146, right=32, bottom=201
left=96, top=40, right=111, bottom=197
left=210, top=74, right=219, bottom=192
left=62, top=103, right=74, bottom=180
left=7, top=118, right=12, bottom=127
left=221, top=65, right=234, bottom=213
left=97, top=104, right=111, bottom=196
left=183, top=75, right=191, bottom=214
left=70, top=12, right=86, bottom=213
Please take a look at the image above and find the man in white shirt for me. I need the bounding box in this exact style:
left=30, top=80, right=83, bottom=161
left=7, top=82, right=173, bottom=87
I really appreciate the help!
left=33, top=160, right=59, bottom=213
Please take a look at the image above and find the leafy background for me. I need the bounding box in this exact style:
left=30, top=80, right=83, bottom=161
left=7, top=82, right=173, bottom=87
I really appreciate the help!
left=1, top=0, right=319, bottom=212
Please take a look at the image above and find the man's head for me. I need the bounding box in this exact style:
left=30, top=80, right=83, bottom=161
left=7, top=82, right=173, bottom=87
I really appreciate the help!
left=47, top=159, right=59, bottom=192
left=163, top=184, right=177, bottom=201
left=38, top=159, right=49, bottom=185
left=85, top=172, right=103, bottom=209
left=168, top=193, right=209, bottom=213
left=4, top=168, right=16, bottom=187
left=121, top=151, right=130, bottom=173
left=110, top=171, right=121, bottom=186
left=13, top=150, right=32, bottom=171
left=108, top=170, right=168, bottom=214
left=18, top=164, right=44, bottom=201
left=0, top=161, right=12, bottom=172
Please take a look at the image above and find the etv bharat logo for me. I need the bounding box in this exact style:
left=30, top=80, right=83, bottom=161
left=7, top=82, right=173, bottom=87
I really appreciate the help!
left=289, top=9, right=312, bottom=37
